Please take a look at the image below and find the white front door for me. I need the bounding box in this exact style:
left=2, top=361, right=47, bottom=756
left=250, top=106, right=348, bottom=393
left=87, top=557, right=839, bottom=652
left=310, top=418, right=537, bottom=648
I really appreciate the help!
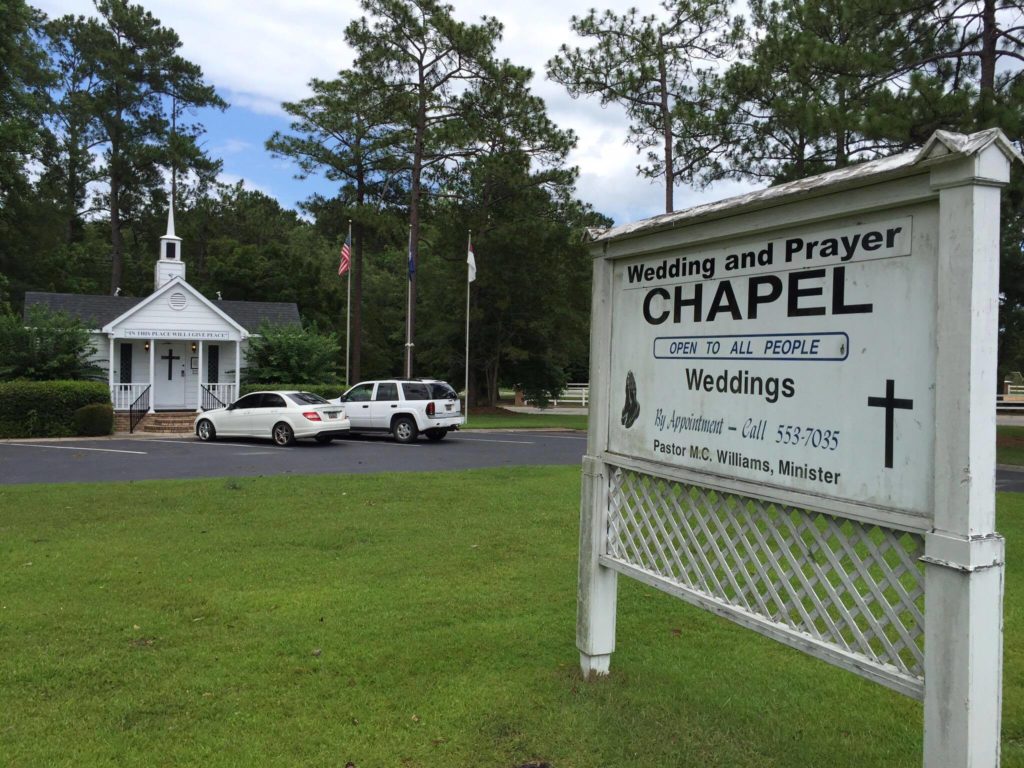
left=154, top=342, right=188, bottom=409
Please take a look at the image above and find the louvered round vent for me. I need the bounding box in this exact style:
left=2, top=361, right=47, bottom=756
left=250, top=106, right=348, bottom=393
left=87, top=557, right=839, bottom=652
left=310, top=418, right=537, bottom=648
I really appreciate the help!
left=168, top=291, right=188, bottom=311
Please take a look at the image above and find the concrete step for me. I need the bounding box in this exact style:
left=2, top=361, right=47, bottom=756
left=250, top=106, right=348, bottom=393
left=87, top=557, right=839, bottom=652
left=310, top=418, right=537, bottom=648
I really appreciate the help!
left=115, top=411, right=197, bottom=435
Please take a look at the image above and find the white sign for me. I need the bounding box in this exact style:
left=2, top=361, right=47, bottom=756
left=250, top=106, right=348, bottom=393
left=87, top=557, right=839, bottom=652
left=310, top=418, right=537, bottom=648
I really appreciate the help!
left=121, top=329, right=232, bottom=340
left=606, top=216, right=936, bottom=517
left=581, top=131, right=1017, bottom=768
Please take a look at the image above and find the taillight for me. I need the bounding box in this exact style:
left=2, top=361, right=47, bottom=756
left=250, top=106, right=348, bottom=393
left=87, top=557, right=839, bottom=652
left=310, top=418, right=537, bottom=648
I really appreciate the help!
left=302, top=411, right=322, bottom=421
left=426, top=402, right=435, bottom=416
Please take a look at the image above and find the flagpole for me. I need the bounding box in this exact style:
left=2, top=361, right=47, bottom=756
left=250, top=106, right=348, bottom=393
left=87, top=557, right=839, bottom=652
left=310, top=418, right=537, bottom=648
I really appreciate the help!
left=345, top=219, right=352, bottom=387
left=465, top=230, right=472, bottom=425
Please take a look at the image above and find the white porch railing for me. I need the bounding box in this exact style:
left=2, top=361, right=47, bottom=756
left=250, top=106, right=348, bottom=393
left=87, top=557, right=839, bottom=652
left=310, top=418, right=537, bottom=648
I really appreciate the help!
left=203, top=382, right=237, bottom=408
left=111, top=383, right=150, bottom=411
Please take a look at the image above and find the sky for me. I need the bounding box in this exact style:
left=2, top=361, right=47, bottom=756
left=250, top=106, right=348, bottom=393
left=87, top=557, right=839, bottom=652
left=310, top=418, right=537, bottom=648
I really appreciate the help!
left=34, top=0, right=755, bottom=227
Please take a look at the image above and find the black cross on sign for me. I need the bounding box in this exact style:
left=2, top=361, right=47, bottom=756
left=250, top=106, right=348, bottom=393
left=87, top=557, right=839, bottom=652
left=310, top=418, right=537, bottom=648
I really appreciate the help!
left=160, top=348, right=180, bottom=380
left=867, top=379, right=914, bottom=469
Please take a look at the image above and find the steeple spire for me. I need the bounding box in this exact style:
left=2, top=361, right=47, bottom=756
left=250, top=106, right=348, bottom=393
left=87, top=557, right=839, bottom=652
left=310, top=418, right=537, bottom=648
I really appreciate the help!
left=165, top=203, right=177, bottom=239
left=154, top=199, right=185, bottom=290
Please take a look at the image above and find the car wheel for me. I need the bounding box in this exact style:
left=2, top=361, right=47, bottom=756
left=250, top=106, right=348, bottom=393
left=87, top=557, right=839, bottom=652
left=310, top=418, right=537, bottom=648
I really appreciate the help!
left=315, top=435, right=333, bottom=444
left=425, top=428, right=446, bottom=441
left=392, top=416, right=418, bottom=443
left=196, top=419, right=216, bottom=442
left=272, top=421, right=296, bottom=446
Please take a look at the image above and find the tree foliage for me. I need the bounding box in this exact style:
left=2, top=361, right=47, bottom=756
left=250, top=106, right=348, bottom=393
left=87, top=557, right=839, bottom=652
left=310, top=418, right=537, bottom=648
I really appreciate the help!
left=0, top=305, right=102, bottom=381
left=345, top=0, right=504, bottom=376
left=547, top=0, right=742, bottom=211
left=242, top=323, right=342, bottom=385
left=43, top=0, right=225, bottom=293
left=268, top=71, right=406, bottom=383
left=0, top=0, right=50, bottom=206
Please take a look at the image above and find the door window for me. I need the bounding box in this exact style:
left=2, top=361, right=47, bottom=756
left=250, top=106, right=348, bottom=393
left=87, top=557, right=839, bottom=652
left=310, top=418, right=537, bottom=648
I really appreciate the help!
left=346, top=383, right=374, bottom=402
left=375, top=382, right=399, bottom=401
left=261, top=393, right=286, bottom=408
left=402, top=382, right=430, bottom=401
left=119, top=343, right=133, bottom=384
left=207, top=345, right=219, bottom=384
left=233, top=393, right=262, bottom=409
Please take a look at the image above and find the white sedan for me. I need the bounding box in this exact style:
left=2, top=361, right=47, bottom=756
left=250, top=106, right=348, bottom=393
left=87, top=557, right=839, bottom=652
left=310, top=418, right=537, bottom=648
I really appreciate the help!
left=194, top=391, right=350, bottom=446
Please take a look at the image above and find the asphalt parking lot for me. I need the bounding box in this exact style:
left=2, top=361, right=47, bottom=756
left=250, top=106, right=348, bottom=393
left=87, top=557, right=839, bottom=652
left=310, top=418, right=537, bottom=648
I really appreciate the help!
left=4, top=430, right=1024, bottom=491
left=0, top=430, right=588, bottom=485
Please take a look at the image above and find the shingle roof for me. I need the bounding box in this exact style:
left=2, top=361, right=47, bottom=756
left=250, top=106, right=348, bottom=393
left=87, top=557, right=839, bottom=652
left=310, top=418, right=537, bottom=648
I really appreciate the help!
left=23, top=292, right=143, bottom=328
left=23, top=291, right=300, bottom=333
left=214, top=299, right=300, bottom=332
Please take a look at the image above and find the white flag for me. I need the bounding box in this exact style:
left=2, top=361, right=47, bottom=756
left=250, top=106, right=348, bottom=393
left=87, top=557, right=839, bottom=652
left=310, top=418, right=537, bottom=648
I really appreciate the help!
left=467, top=243, right=477, bottom=283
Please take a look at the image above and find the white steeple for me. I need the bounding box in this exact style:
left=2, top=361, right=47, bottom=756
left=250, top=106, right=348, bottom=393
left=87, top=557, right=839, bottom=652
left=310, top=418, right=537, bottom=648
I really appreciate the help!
left=154, top=199, right=186, bottom=290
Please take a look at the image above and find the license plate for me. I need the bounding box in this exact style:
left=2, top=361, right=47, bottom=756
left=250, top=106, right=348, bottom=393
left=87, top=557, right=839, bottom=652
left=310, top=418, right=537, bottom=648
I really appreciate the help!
left=445, top=403, right=453, bottom=411
left=327, top=412, right=337, bottom=419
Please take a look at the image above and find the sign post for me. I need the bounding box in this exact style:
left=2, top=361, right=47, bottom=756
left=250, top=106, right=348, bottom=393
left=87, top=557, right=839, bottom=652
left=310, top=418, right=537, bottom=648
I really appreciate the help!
left=578, top=129, right=1020, bottom=764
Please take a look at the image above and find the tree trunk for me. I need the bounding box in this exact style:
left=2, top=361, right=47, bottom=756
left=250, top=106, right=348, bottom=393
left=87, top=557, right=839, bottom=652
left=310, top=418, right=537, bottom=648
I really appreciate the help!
left=406, top=86, right=427, bottom=378
left=978, top=0, right=997, bottom=123
left=352, top=220, right=364, bottom=383
left=487, top=361, right=499, bottom=406
left=109, top=168, right=124, bottom=294
left=466, top=367, right=477, bottom=408
left=658, top=35, right=674, bottom=214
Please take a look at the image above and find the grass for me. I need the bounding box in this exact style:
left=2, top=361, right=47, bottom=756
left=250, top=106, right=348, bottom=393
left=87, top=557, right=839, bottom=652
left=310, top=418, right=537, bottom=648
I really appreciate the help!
left=999, top=425, right=1024, bottom=466
left=465, top=411, right=588, bottom=431
left=0, top=468, right=1020, bottom=767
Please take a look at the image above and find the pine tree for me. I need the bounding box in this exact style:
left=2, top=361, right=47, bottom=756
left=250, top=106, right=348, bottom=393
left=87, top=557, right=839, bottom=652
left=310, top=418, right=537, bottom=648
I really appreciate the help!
left=547, top=0, right=742, bottom=212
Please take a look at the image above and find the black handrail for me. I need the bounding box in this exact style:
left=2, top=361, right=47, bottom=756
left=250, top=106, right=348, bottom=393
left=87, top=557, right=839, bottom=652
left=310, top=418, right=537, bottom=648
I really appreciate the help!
left=129, top=385, right=151, bottom=434
left=201, top=385, right=227, bottom=411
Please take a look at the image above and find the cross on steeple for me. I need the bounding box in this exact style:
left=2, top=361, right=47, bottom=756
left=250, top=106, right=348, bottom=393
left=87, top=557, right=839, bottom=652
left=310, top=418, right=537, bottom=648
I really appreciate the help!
left=867, top=379, right=914, bottom=469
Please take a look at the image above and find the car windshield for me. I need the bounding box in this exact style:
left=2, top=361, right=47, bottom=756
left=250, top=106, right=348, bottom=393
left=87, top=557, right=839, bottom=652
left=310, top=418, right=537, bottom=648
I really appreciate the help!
left=287, top=392, right=329, bottom=405
left=427, top=382, right=457, bottom=399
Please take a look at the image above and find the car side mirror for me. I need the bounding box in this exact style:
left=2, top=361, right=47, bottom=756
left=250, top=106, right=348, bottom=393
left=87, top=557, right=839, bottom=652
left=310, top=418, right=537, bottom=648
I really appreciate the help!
left=227, top=403, right=236, bottom=410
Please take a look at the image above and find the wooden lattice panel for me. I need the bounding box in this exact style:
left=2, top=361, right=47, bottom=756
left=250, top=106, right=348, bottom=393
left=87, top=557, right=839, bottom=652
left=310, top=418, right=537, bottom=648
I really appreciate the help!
left=605, top=466, right=925, bottom=686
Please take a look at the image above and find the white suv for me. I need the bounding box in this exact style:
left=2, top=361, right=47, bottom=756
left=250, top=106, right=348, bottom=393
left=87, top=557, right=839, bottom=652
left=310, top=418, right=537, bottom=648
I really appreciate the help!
left=331, top=379, right=464, bottom=443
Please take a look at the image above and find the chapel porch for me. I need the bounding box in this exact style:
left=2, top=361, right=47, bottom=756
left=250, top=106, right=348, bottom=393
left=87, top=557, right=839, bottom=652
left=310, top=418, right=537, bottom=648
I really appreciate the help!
left=106, top=336, right=242, bottom=415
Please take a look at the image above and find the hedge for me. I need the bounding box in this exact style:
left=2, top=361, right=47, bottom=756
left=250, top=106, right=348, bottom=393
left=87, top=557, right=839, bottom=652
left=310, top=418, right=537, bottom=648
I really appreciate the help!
left=0, top=380, right=111, bottom=439
left=73, top=403, right=114, bottom=436
left=239, top=383, right=345, bottom=400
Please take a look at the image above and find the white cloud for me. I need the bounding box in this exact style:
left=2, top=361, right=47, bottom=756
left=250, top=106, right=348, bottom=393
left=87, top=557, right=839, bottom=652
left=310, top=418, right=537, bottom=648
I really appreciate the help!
left=35, top=0, right=755, bottom=225
left=217, top=172, right=272, bottom=197
left=213, top=138, right=254, bottom=155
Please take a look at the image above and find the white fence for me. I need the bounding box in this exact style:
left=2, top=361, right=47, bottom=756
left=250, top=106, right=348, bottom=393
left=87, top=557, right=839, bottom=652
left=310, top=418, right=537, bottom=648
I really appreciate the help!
left=525, top=383, right=589, bottom=407
left=997, top=394, right=1024, bottom=411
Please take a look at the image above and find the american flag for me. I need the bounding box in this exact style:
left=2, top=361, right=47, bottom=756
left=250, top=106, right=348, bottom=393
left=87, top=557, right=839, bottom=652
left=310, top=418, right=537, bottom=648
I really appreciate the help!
left=338, top=232, right=351, bottom=276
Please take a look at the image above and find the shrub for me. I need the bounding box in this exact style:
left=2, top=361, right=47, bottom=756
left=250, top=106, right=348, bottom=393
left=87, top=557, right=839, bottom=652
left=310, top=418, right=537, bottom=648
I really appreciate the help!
left=73, top=403, right=114, bottom=436
left=0, top=380, right=111, bottom=438
left=0, top=306, right=103, bottom=381
left=515, top=357, right=568, bottom=409
left=242, top=323, right=341, bottom=384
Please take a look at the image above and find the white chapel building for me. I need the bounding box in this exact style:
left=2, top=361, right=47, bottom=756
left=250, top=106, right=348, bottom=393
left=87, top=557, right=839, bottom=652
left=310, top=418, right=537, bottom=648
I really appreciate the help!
left=24, top=208, right=299, bottom=414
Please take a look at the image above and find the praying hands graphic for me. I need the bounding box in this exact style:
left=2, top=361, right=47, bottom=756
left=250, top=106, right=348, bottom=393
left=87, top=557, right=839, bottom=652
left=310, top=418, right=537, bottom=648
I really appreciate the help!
left=621, top=370, right=640, bottom=428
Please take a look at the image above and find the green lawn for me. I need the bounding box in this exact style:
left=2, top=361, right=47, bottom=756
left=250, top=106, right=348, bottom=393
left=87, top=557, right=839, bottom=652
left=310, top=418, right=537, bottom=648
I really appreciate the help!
left=1000, top=425, right=1024, bottom=466
left=1, top=469, right=1020, bottom=767
left=465, top=411, right=588, bottom=431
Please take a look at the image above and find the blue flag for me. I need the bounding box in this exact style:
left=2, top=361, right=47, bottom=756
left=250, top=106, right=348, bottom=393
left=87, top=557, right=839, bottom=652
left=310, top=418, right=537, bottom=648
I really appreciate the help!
left=408, top=244, right=415, bottom=280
